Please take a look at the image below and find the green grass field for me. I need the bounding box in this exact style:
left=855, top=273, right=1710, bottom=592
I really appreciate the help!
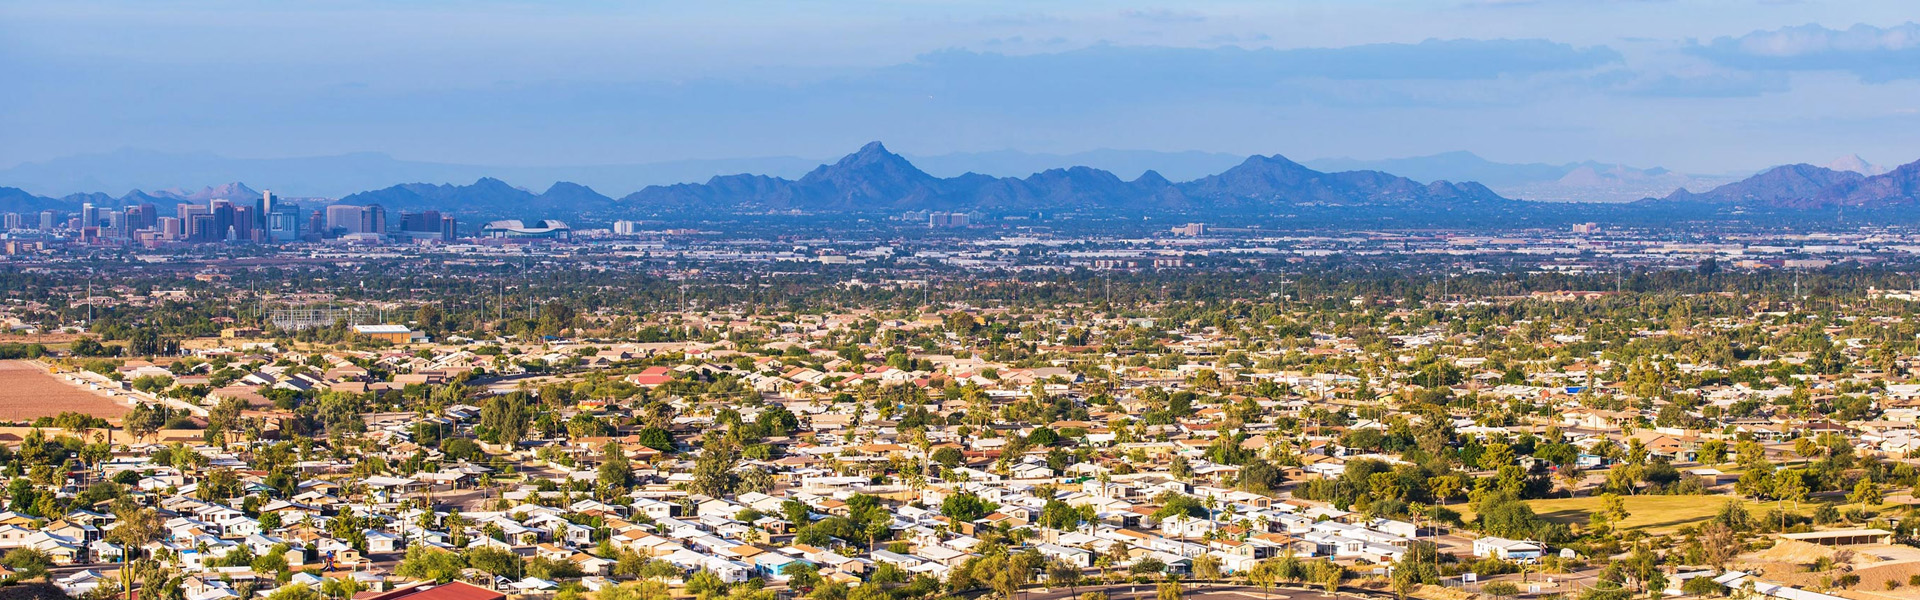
left=1452, top=495, right=1888, bottom=534
left=1521, top=495, right=1727, bottom=533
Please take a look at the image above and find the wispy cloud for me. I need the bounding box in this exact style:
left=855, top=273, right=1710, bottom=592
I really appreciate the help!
left=1120, top=9, right=1207, bottom=24
left=1690, top=22, right=1920, bottom=81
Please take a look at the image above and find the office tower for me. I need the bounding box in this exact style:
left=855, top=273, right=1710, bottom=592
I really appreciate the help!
left=365, top=204, right=387, bottom=235
left=2, top=213, right=19, bottom=230
left=400, top=210, right=443, bottom=233
left=326, top=205, right=366, bottom=234
left=267, top=201, right=302, bottom=242
left=207, top=200, right=236, bottom=241
left=259, top=190, right=274, bottom=228
left=180, top=204, right=211, bottom=230
left=189, top=214, right=216, bottom=241
left=39, top=210, right=59, bottom=231
left=158, top=217, right=183, bottom=239
left=232, top=206, right=256, bottom=241
left=441, top=215, right=457, bottom=241
left=80, top=203, right=100, bottom=228
left=125, top=203, right=158, bottom=232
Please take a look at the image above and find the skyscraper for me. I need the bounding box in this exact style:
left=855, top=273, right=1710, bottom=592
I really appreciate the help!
left=233, top=206, right=257, bottom=241
left=210, top=200, right=236, bottom=240
left=365, top=204, right=387, bottom=235
left=158, top=217, right=183, bottom=239
left=259, top=190, right=275, bottom=228
left=189, top=213, right=216, bottom=241
left=266, top=200, right=302, bottom=242
left=326, top=205, right=366, bottom=234
left=125, top=203, right=158, bottom=231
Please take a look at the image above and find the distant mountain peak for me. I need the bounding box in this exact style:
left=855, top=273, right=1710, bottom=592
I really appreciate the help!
left=1133, top=170, right=1173, bottom=187
left=339, top=176, right=610, bottom=213
left=1242, top=154, right=1309, bottom=169
left=621, top=142, right=1514, bottom=213
left=142, top=181, right=261, bottom=203
left=1657, top=163, right=1866, bottom=207
left=468, top=177, right=526, bottom=192
left=543, top=181, right=599, bottom=194
left=1825, top=154, right=1887, bottom=176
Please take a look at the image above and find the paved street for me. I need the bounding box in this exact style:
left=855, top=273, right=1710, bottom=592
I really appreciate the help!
left=1021, top=583, right=1375, bottom=600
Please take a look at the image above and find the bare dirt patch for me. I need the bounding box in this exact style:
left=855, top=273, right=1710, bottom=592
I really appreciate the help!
left=0, top=360, right=130, bottom=423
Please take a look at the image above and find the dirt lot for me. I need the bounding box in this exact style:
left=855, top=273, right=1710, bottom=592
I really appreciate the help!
left=0, top=360, right=131, bottom=423
left=1736, top=541, right=1920, bottom=599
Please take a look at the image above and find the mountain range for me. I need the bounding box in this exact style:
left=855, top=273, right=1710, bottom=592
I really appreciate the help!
left=1649, top=158, right=1920, bottom=209
left=618, top=142, right=1508, bottom=214
left=0, top=149, right=829, bottom=200
left=0, top=181, right=284, bottom=214
left=0, top=148, right=1249, bottom=199
left=1302, top=151, right=1745, bottom=203
left=339, top=179, right=615, bottom=214
left=5, top=142, right=1920, bottom=222
left=3, top=147, right=1745, bottom=201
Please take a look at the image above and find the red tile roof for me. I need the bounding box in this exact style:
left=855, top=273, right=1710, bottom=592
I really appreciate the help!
left=358, top=582, right=503, bottom=600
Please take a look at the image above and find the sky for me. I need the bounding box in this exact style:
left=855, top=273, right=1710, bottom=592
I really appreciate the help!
left=3, top=0, right=1919, bottom=174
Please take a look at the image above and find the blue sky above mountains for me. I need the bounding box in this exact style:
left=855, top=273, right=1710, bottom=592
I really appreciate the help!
left=2, top=1, right=1917, bottom=174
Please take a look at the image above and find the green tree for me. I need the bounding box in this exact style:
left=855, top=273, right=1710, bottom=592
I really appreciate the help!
left=479, top=393, right=533, bottom=445
left=1048, top=559, right=1083, bottom=597
left=1848, top=479, right=1883, bottom=512
left=636, top=428, right=674, bottom=453
left=0, top=548, right=51, bottom=580
left=467, top=546, right=522, bottom=577
left=395, top=547, right=466, bottom=583
left=598, top=441, right=634, bottom=490
left=941, top=492, right=998, bottom=522
left=105, top=502, right=161, bottom=600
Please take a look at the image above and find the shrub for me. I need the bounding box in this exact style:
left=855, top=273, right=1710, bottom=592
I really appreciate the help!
left=1482, top=582, right=1520, bottom=598
left=1681, top=577, right=1727, bottom=597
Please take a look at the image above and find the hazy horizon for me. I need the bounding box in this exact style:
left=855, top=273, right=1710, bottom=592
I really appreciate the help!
left=5, top=1, right=1920, bottom=176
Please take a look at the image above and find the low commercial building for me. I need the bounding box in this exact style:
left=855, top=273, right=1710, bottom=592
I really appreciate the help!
left=353, top=324, right=425, bottom=344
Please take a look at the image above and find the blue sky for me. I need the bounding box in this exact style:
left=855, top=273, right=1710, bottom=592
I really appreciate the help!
left=3, top=0, right=1918, bottom=173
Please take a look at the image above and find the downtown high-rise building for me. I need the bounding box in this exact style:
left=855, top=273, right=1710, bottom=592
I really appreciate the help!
left=158, top=217, right=183, bottom=239
left=326, top=204, right=367, bottom=234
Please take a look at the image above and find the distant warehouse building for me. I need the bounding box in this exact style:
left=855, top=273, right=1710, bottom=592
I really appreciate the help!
left=354, top=324, right=427, bottom=344
left=481, top=219, right=571, bottom=241
left=1778, top=529, right=1894, bottom=546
